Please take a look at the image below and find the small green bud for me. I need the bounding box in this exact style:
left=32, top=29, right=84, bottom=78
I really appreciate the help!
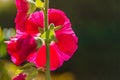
left=36, top=37, right=43, bottom=48
left=49, top=23, right=55, bottom=29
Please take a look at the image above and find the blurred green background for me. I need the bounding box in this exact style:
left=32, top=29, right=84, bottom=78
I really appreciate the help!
left=0, top=0, right=120, bottom=80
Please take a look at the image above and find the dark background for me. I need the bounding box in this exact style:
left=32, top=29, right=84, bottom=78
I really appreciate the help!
left=0, top=0, right=120, bottom=80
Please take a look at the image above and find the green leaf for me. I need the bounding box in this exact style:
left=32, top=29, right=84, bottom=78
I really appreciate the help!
left=28, top=3, right=37, bottom=14
left=15, top=69, right=23, bottom=75
left=35, top=0, right=44, bottom=9
left=0, top=61, right=11, bottom=80
left=26, top=70, right=38, bottom=80
left=0, top=42, right=7, bottom=58
left=19, top=63, right=38, bottom=80
left=19, top=63, right=36, bottom=69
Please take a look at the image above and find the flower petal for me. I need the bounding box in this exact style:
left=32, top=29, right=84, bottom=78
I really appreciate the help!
left=13, top=73, right=26, bottom=80
left=25, top=19, right=39, bottom=34
left=49, top=9, right=75, bottom=35
left=15, top=11, right=28, bottom=32
left=28, top=11, right=44, bottom=28
left=15, top=0, right=29, bottom=33
left=7, top=34, right=37, bottom=65
left=35, top=44, right=64, bottom=71
left=56, top=34, right=78, bottom=61
left=15, top=0, right=28, bottom=11
left=48, top=9, right=65, bottom=26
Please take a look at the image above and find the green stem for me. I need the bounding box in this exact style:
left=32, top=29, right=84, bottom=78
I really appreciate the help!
left=44, top=0, right=49, bottom=31
left=45, top=41, right=50, bottom=80
left=43, top=0, right=50, bottom=80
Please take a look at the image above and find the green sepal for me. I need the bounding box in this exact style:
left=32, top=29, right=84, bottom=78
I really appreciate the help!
left=49, top=23, right=54, bottom=29
left=54, top=25, right=62, bottom=31
left=41, top=24, right=56, bottom=42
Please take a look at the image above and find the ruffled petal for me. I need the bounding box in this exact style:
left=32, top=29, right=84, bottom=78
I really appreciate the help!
left=15, top=11, right=28, bottom=32
left=15, top=0, right=28, bottom=11
left=7, top=34, right=37, bottom=65
left=28, top=11, right=44, bottom=28
left=48, top=9, right=65, bottom=26
left=27, top=51, right=37, bottom=63
left=15, top=0, right=29, bottom=33
left=25, top=19, right=39, bottom=34
left=28, top=9, right=74, bottom=34
left=35, top=44, right=64, bottom=71
left=48, top=9, right=75, bottom=35
left=56, top=34, right=78, bottom=61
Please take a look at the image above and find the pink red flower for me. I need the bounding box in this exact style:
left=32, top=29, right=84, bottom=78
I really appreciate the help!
left=13, top=73, right=26, bottom=80
left=7, top=0, right=78, bottom=70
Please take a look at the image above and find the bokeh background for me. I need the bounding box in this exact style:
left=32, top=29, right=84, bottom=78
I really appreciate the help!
left=0, top=0, right=120, bottom=80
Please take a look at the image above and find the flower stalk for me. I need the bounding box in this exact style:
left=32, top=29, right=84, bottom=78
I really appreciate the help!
left=6, top=0, right=78, bottom=80
left=43, top=0, right=51, bottom=80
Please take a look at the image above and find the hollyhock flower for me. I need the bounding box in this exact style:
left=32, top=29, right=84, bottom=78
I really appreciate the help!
left=7, top=0, right=78, bottom=71
left=27, top=9, right=78, bottom=70
left=13, top=73, right=26, bottom=80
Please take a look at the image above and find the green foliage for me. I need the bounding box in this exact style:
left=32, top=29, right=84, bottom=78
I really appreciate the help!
left=0, top=27, right=7, bottom=58
left=35, top=0, right=44, bottom=9
left=0, top=41, right=7, bottom=58
left=0, top=61, right=11, bottom=80
left=16, top=63, right=39, bottom=80
left=0, top=27, right=4, bottom=42
left=0, top=28, right=16, bottom=58
left=28, top=3, right=37, bottom=14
